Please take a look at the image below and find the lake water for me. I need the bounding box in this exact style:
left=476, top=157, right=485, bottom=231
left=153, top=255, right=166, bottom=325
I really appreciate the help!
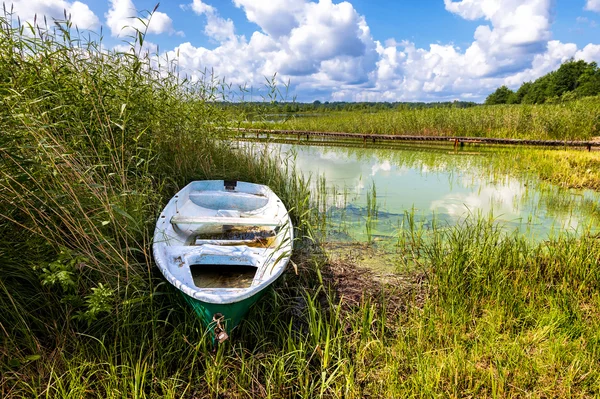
left=242, top=140, right=600, bottom=265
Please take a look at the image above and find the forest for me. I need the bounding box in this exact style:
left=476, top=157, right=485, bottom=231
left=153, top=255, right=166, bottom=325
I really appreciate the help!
left=485, top=59, right=600, bottom=105
left=221, top=99, right=479, bottom=114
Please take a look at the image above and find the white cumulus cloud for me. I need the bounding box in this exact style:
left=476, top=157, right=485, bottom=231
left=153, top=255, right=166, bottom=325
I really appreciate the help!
left=586, top=0, right=600, bottom=12
left=106, top=0, right=182, bottom=38
left=445, top=0, right=553, bottom=75
left=576, top=43, right=600, bottom=62
left=5, top=0, right=600, bottom=101
left=182, top=0, right=235, bottom=42
left=334, top=0, right=597, bottom=102
left=4, top=0, right=99, bottom=29
left=232, top=0, right=305, bottom=38
left=170, top=0, right=377, bottom=94
left=154, top=0, right=600, bottom=101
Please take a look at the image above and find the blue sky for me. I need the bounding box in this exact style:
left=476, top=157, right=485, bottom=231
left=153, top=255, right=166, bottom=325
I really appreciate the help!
left=7, top=0, right=600, bottom=102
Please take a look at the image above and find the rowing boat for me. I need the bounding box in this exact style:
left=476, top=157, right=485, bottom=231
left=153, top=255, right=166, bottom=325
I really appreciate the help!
left=152, top=180, right=293, bottom=342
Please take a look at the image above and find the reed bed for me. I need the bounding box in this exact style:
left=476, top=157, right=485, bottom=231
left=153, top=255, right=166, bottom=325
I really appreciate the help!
left=2, top=10, right=600, bottom=399
left=264, top=99, right=600, bottom=141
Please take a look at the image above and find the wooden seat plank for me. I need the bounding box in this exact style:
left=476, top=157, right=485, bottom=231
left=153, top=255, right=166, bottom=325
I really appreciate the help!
left=171, top=216, right=281, bottom=226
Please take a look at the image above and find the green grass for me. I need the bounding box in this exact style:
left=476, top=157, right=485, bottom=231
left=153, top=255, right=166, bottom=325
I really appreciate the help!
left=390, top=218, right=600, bottom=397
left=2, top=10, right=600, bottom=398
left=504, top=149, right=600, bottom=190
left=260, top=100, right=600, bottom=141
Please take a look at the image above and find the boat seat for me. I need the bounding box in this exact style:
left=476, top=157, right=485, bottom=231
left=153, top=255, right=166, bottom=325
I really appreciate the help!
left=194, top=238, right=265, bottom=246
left=188, top=191, right=268, bottom=212
left=171, top=216, right=281, bottom=226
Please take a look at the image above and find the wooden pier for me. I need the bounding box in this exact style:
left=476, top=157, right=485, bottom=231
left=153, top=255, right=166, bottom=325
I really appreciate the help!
left=234, top=128, right=600, bottom=150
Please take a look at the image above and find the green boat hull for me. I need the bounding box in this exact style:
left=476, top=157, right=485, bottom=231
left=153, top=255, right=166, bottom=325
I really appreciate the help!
left=182, top=289, right=268, bottom=336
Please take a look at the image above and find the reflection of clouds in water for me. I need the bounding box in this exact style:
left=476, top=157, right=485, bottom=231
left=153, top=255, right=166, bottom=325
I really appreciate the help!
left=320, top=151, right=344, bottom=161
left=247, top=141, right=599, bottom=237
left=456, top=171, right=519, bottom=193
left=431, top=181, right=525, bottom=219
left=430, top=175, right=586, bottom=232
left=419, top=162, right=449, bottom=174
left=371, top=160, right=391, bottom=176
left=354, top=178, right=365, bottom=193
left=557, top=215, right=580, bottom=232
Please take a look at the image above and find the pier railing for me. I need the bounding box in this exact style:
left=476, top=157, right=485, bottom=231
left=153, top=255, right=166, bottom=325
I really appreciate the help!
left=233, top=128, right=600, bottom=150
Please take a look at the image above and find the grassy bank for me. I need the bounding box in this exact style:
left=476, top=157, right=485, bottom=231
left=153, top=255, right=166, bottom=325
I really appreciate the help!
left=2, top=12, right=600, bottom=399
left=494, top=148, right=600, bottom=191
left=262, top=99, right=600, bottom=141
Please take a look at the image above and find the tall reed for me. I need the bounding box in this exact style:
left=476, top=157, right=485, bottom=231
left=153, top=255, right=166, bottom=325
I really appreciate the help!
left=264, top=99, right=600, bottom=141
left=0, top=9, right=316, bottom=396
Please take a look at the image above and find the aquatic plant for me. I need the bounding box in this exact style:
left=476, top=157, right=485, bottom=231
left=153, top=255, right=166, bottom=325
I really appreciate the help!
left=364, top=182, right=378, bottom=243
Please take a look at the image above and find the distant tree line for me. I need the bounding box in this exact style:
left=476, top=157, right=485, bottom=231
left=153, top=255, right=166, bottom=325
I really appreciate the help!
left=485, top=59, right=600, bottom=105
left=222, top=100, right=478, bottom=114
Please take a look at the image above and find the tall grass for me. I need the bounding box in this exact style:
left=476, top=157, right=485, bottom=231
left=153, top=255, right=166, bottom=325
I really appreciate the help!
left=263, top=99, right=600, bottom=140
left=388, top=218, right=600, bottom=397
left=0, top=10, right=316, bottom=397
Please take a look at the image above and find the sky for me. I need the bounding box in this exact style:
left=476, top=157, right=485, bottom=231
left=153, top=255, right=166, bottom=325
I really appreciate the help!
left=4, top=0, right=600, bottom=102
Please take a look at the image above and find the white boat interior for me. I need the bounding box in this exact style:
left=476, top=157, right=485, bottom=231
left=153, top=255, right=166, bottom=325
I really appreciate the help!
left=152, top=180, right=293, bottom=304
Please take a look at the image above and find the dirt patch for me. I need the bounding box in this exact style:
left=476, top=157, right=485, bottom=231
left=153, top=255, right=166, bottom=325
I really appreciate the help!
left=315, top=241, right=429, bottom=317
left=283, top=242, right=429, bottom=334
left=322, top=257, right=428, bottom=316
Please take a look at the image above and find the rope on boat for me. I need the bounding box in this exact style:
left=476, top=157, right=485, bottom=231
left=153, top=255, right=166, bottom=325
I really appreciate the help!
left=232, top=128, right=600, bottom=150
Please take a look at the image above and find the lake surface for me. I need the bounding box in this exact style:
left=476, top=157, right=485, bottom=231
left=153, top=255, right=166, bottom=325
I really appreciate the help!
left=242, top=141, right=600, bottom=263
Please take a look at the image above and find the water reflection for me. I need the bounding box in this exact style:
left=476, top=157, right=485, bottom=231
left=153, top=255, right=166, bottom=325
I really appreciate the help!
left=243, top=141, right=600, bottom=242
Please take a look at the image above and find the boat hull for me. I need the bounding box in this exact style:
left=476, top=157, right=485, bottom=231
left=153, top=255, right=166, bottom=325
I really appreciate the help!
left=153, top=180, right=293, bottom=342
left=181, top=288, right=268, bottom=335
